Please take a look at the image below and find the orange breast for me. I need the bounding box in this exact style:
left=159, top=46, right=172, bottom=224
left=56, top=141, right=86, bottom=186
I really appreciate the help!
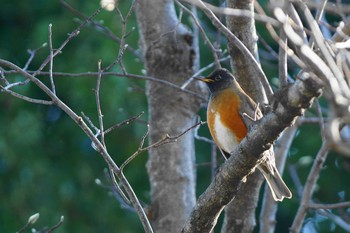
left=207, top=89, right=247, bottom=152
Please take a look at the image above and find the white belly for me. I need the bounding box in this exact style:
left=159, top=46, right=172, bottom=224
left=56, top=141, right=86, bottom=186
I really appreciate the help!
left=213, top=113, right=239, bottom=153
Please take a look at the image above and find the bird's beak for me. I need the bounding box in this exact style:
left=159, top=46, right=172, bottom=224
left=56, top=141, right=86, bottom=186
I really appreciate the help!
left=194, top=76, right=214, bottom=83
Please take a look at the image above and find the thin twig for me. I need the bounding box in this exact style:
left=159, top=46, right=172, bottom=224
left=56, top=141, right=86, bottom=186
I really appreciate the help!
left=95, top=172, right=134, bottom=211
left=181, top=0, right=279, bottom=26
left=297, top=1, right=349, bottom=98
left=278, top=18, right=288, bottom=87
left=191, top=0, right=273, bottom=98
left=0, top=85, right=53, bottom=105
left=0, top=68, right=9, bottom=85
left=317, top=209, right=350, bottom=232
left=288, top=164, right=304, bottom=198
left=81, top=112, right=100, bottom=133
left=255, top=1, right=305, bottom=70
left=104, top=111, right=145, bottom=135
left=33, top=6, right=103, bottom=77
left=120, top=124, right=150, bottom=171
left=48, top=24, right=56, bottom=95
left=23, top=43, right=47, bottom=71
left=259, top=125, right=298, bottom=233
left=95, top=60, right=105, bottom=147
left=46, top=216, right=64, bottom=233
left=309, top=201, right=350, bottom=209
left=315, top=0, right=328, bottom=22
left=2, top=7, right=102, bottom=92
left=60, top=0, right=142, bottom=59
left=108, top=167, right=131, bottom=205
left=315, top=99, right=326, bottom=140
left=2, top=69, right=206, bottom=100
left=120, top=121, right=205, bottom=171
left=0, top=59, right=154, bottom=233
left=194, top=121, right=214, bottom=144
left=104, top=2, right=137, bottom=73
left=81, top=111, right=145, bottom=139
left=290, top=141, right=330, bottom=233
left=16, top=213, right=40, bottom=233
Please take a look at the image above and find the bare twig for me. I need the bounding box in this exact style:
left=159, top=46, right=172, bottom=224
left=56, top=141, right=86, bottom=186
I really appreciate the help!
left=0, top=85, right=53, bottom=105
left=255, top=2, right=305, bottom=70
left=315, top=0, right=328, bottom=22
left=47, top=216, right=64, bottom=233
left=95, top=172, right=133, bottom=211
left=290, top=0, right=350, bottom=15
left=317, top=209, right=350, bottom=232
left=48, top=24, right=56, bottom=95
left=120, top=124, right=150, bottom=171
left=108, top=167, right=131, bottom=206
left=259, top=125, right=298, bottom=233
left=120, top=121, right=205, bottom=170
left=309, top=201, right=350, bottom=210
left=23, top=43, right=47, bottom=71
left=188, top=0, right=273, bottom=98
left=60, top=0, right=142, bottom=60
left=95, top=60, right=105, bottom=147
left=2, top=69, right=206, bottom=100
left=297, top=1, right=345, bottom=86
left=17, top=213, right=40, bottom=233
left=103, top=2, right=137, bottom=73
left=0, top=59, right=154, bottom=233
left=2, top=7, right=102, bottom=92
left=181, top=0, right=279, bottom=26
left=288, top=164, right=304, bottom=198
left=33, top=6, right=102, bottom=77
left=278, top=19, right=288, bottom=87
left=290, top=141, right=330, bottom=233
left=81, top=112, right=100, bottom=133
left=104, top=111, right=145, bottom=135
left=82, top=110, right=145, bottom=145
left=332, top=18, right=350, bottom=42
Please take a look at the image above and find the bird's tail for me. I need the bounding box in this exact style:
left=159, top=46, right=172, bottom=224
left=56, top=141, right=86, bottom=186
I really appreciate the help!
left=258, top=163, right=292, bottom=202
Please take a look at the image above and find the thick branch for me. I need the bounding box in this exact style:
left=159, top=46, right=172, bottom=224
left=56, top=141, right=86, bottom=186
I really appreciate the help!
left=182, top=75, right=323, bottom=233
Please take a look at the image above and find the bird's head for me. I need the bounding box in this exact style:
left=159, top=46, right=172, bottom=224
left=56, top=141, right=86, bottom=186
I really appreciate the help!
left=196, top=69, right=234, bottom=93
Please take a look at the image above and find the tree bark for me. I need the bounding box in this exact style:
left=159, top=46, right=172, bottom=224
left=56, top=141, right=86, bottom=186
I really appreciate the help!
left=226, top=0, right=268, bottom=102
left=183, top=75, right=323, bottom=233
left=135, top=1, right=203, bottom=232
left=223, top=1, right=266, bottom=232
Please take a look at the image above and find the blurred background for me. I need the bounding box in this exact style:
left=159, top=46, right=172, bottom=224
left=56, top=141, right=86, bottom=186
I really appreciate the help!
left=0, top=0, right=349, bottom=232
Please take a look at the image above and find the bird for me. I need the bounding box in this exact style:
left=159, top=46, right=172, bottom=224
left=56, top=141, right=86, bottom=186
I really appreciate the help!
left=197, top=68, right=292, bottom=202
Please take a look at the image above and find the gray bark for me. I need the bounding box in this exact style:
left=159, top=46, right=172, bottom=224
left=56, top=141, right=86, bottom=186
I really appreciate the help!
left=135, top=1, right=203, bottom=232
left=223, top=1, right=266, bottom=232
left=226, top=0, right=268, bottom=103
left=182, top=75, right=322, bottom=233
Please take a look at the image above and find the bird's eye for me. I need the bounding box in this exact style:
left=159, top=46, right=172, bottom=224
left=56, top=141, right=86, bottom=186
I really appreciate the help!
left=215, top=75, right=222, bottom=81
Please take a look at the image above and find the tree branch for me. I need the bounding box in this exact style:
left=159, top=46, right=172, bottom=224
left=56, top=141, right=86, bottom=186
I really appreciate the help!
left=0, top=59, right=154, bottom=233
left=290, top=141, right=330, bottom=233
left=182, top=74, right=323, bottom=232
left=308, top=201, right=350, bottom=210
